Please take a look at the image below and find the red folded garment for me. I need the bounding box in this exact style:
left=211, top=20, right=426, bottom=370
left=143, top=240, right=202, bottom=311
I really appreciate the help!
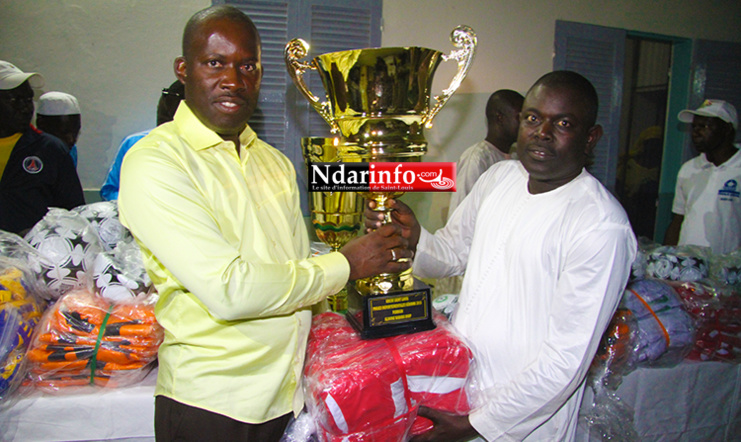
left=304, top=312, right=472, bottom=441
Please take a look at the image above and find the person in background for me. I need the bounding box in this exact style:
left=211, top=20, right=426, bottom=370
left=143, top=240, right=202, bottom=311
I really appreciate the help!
left=447, top=89, right=524, bottom=217
left=0, top=61, right=85, bottom=235
left=367, top=71, right=637, bottom=442
left=438, top=89, right=523, bottom=296
left=664, top=99, right=740, bottom=255
left=118, top=6, right=411, bottom=441
left=99, top=80, right=183, bottom=201
left=35, top=91, right=82, bottom=167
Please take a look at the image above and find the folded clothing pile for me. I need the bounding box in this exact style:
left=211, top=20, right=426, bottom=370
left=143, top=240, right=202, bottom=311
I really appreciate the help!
left=0, top=262, right=44, bottom=402
left=671, top=281, right=741, bottom=362
left=621, top=278, right=695, bottom=366
left=26, top=288, right=162, bottom=392
left=304, top=312, right=472, bottom=441
left=589, top=308, right=637, bottom=390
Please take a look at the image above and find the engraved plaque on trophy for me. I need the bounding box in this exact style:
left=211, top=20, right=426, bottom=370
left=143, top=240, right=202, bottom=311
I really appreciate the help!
left=286, top=26, right=476, bottom=338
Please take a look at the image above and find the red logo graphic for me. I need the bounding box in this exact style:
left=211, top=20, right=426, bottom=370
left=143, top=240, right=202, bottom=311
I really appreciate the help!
left=22, top=156, right=43, bottom=174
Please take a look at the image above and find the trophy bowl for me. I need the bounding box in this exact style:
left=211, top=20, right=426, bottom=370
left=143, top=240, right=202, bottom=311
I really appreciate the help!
left=302, top=137, right=364, bottom=252
left=287, top=26, right=477, bottom=338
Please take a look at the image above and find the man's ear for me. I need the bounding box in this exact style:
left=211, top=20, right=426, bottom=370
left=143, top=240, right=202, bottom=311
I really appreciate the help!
left=585, top=124, right=603, bottom=156
left=174, top=57, right=187, bottom=83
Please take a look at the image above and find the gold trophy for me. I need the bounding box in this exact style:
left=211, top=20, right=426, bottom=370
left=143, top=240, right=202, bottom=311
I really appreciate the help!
left=302, top=136, right=364, bottom=312
left=286, top=26, right=476, bottom=338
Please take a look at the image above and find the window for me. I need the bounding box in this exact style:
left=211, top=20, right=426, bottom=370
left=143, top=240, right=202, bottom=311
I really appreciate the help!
left=215, top=0, right=382, bottom=213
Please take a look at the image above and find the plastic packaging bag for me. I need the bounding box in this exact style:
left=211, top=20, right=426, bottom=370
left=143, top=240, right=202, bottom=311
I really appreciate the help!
left=671, top=280, right=741, bottom=362
left=73, top=201, right=132, bottom=252
left=629, top=236, right=660, bottom=281
left=0, top=258, right=45, bottom=406
left=280, top=410, right=319, bottom=442
left=710, top=249, right=741, bottom=291
left=0, top=231, right=57, bottom=301
left=93, top=236, right=152, bottom=302
left=431, top=294, right=459, bottom=320
left=621, top=278, right=695, bottom=367
left=580, top=308, right=640, bottom=440
left=644, top=245, right=711, bottom=282
left=303, top=312, right=473, bottom=441
left=23, top=208, right=104, bottom=300
left=25, top=287, right=162, bottom=392
left=589, top=308, right=638, bottom=390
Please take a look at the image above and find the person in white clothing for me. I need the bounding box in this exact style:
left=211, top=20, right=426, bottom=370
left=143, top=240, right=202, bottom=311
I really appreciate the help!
left=448, top=90, right=524, bottom=217
left=438, top=90, right=523, bottom=296
left=366, top=71, right=637, bottom=441
left=664, top=99, right=740, bottom=255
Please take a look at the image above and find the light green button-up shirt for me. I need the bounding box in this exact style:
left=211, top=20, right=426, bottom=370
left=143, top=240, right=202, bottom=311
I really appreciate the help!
left=118, top=102, right=349, bottom=423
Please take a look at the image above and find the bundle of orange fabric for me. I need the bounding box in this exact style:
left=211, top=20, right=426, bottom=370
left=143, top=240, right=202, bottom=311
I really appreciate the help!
left=26, top=288, right=162, bottom=392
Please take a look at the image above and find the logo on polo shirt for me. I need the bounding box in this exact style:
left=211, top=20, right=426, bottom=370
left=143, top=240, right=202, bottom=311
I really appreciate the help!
left=719, top=179, right=739, bottom=201
left=23, top=156, right=43, bottom=174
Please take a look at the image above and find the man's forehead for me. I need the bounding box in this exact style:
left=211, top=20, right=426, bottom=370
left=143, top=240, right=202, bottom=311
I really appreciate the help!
left=692, top=115, right=723, bottom=125
left=523, top=84, right=587, bottom=117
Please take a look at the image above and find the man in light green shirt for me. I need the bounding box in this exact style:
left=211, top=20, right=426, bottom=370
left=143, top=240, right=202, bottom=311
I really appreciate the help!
left=118, top=6, right=411, bottom=441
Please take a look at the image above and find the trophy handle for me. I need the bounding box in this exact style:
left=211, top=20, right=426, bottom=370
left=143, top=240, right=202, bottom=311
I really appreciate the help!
left=422, top=25, right=478, bottom=129
left=284, top=38, right=341, bottom=133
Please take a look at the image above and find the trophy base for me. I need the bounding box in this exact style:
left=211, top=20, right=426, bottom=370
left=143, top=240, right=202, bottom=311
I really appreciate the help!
left=346, top=278, right=435, bottom=339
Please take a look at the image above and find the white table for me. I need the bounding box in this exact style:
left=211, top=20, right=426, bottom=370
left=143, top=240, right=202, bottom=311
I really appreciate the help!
left=0, top=369, right=156, bottom=442
left=1, top=361, right=740, bottom=441
left=577, top=361, right=741, bottom=441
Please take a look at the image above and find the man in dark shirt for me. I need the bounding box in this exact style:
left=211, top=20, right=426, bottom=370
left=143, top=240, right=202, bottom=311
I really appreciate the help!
left=0, top=61, right=85, bottom=235
left=36, top=91, right=82, bottom=167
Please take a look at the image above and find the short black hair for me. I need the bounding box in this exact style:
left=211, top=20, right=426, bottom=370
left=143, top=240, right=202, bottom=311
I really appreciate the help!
left=157, top=80, right=185, bottom=126
left=182, top=5, right=260, bottom=59
left=528, top=70, right=599, bottom=127
left=485, top=89, right=524, bottom=122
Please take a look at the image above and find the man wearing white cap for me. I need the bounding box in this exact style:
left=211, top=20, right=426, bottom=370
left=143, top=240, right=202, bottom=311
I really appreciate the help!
left=36, top=91, right=82, bottom=167
left=664, top=99, right=740, bottom=254
left=0, top=61, right=85, bottom=235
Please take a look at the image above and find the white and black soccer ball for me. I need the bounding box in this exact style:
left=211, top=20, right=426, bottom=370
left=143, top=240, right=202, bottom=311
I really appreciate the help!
left=24, top=208, right=104, bottom=299
left=73, top=201, right=132, bottom=251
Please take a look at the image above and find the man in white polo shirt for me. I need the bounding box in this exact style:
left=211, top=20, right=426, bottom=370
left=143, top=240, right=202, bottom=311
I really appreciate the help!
left=665, top=99, right=740, bottom=254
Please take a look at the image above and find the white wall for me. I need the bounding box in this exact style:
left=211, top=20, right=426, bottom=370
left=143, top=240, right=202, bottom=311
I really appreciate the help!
left=382, top=0, right=741, bottom=230
left=1, top=0, right=740, bottom=229
left=0, top=0, right=209, bottom=195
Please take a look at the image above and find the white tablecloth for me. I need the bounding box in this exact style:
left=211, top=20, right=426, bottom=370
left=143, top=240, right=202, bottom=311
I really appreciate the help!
left=1, top=361, right=740, bottom=441
left=0, top=369, right=156, bottom=442
left=577, top=361, right=741, bottom=441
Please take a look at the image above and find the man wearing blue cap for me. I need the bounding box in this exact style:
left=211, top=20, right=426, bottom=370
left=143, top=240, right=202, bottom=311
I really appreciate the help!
left=665, top=99, right=741, bottom=254
left=0, top=61, right=84, bottom=235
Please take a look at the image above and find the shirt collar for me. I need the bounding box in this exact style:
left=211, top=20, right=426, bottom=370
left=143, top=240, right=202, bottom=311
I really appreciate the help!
left=173, top=101, right=257, bottom=151
left=699, top=145, right=741, bottom=169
